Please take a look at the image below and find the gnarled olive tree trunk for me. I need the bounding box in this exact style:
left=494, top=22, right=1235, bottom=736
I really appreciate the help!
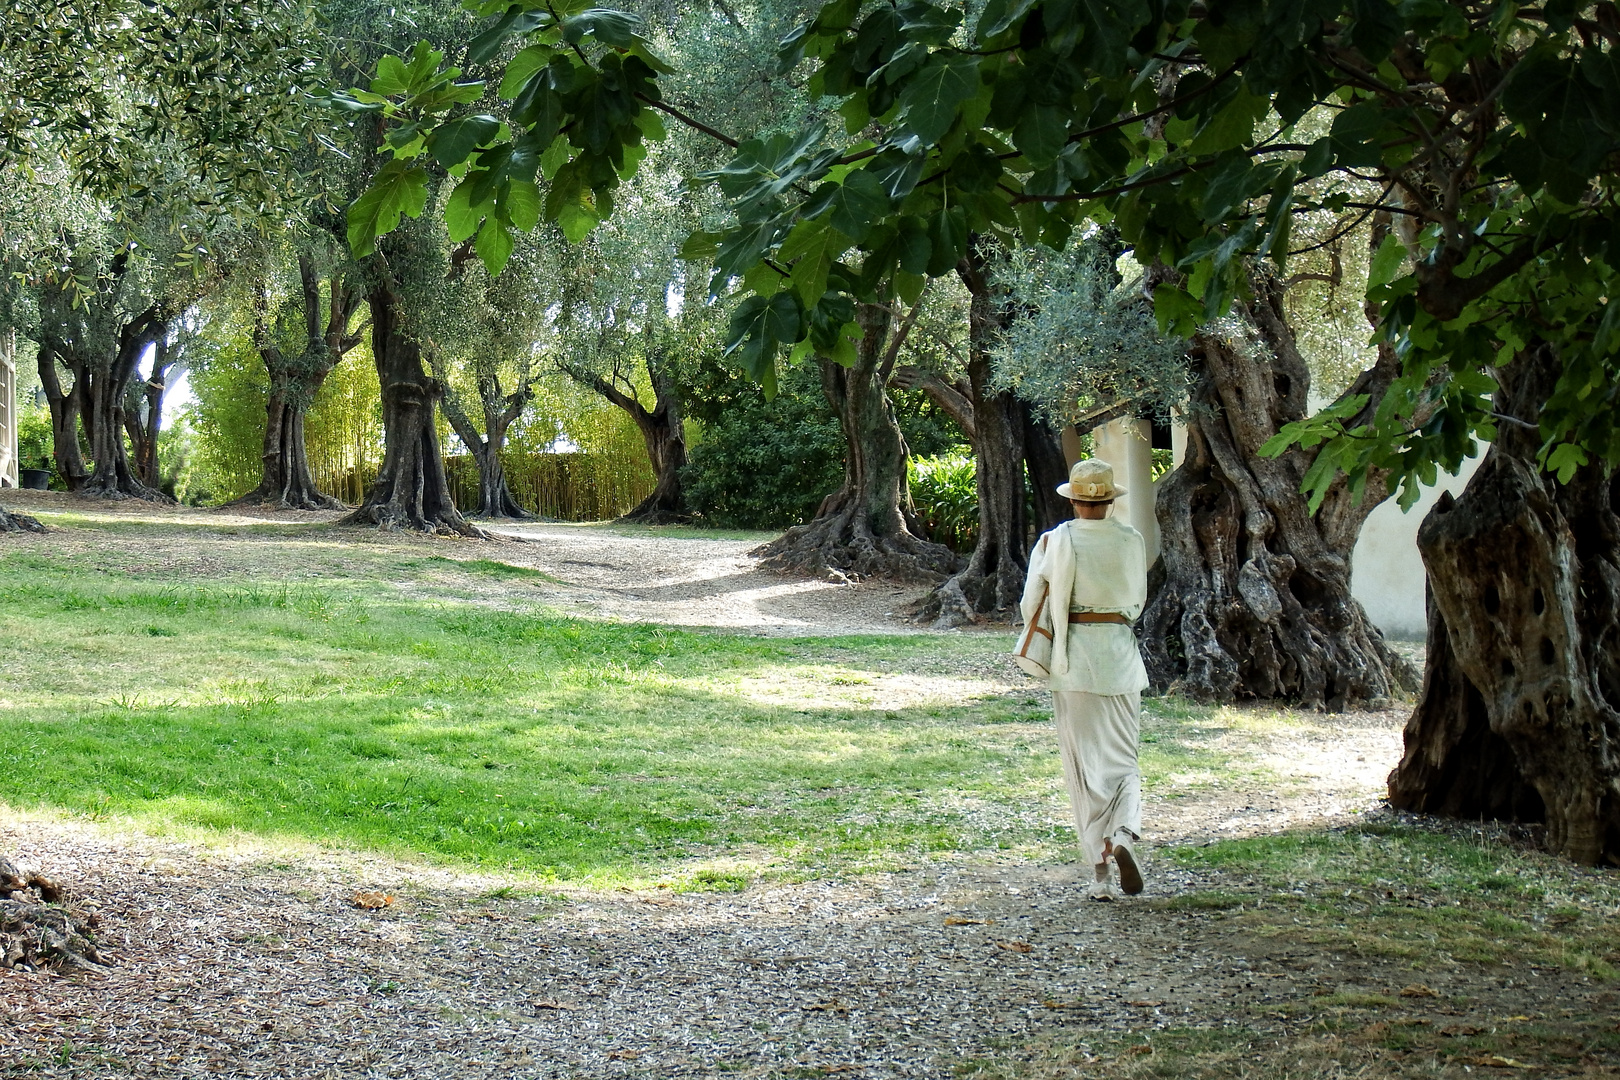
left=230, top=257, right=364, bottom=511
left=917, top=240, right=1032, bottom=623
left=1, top=853, right=103, bottom=972
left=756, top=300, right=958, bottom=582
left=559, top=351, right=689, bottom=525
left=80, top=303, right=171, bottom=501
left=1389, top=344, right=1620, bottom=866
left=1140, top=268, right=1416, bottom=709
left=341, top=263, right=481, bottom=536
left=123, top=333, right=186, bottom=492
left=442, top=376, right=531, bottom=519
left=35, top=282, right=93, bottom=491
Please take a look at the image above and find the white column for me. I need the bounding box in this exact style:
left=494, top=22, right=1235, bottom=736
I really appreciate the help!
left=1092, top=417, right=1158, bottom=563
left=0, top=329, right=16, bottom=488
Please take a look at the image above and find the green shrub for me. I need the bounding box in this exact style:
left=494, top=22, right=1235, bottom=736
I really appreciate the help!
left=16, top=404, right=53, bottom=472
left=682, top=362, right=844, bottom=530
left=909, top=453, right=977, bottom=552
left=682, top=361, right=972, bottom=532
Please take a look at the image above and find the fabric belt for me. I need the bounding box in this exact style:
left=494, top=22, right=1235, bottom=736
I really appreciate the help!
left=1068, top=612, right=1130, bottom=626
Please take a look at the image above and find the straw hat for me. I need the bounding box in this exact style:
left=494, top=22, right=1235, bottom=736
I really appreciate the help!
left=1057, top=458, right=1125, bottom=501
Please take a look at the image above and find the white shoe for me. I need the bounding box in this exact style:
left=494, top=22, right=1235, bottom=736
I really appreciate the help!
left=1086, top=879, right=1115, bottom=902
left=1111, top=832, right=1144, bottom=896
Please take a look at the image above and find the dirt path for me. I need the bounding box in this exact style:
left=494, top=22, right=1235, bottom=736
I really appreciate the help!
left=0, top=493, right=938, bottom=636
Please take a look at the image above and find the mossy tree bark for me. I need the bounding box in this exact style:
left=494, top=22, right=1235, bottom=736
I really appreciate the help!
left=1389, top=344, right=1620, bottom=866
left=341, top=260, right=482, bottom=536
left=756, top=300, right=958, bottom=582
left=230, top=256, right=364, bottom=511
left=1139, top=267, right=1416, bottom=709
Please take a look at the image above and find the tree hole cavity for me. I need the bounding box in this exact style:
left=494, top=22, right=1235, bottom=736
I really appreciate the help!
left=1501, top=657, right=1516, bottom=678
left=1274, top=373, right=1292, bottom=400
left=1484, top=584, right=1501, bottom=615
left=1533, top=588, right=1546, bottom=616
left=1541, top=637, right=1556, bottom=666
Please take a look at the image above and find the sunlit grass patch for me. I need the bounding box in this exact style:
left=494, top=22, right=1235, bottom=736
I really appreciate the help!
left=0, top=544, right=1074, bottom=883
left=1168, top=823, right=1620, bottom=979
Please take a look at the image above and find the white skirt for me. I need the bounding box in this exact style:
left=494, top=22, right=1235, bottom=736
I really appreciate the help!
left=1052, top=690, right=1142, bottom=865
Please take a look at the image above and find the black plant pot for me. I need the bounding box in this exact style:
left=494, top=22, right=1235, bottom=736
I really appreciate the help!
left=19, top=468, right=50, bottom=490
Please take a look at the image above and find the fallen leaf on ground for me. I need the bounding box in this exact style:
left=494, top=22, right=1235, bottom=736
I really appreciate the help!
left=532, top=1000, right=579, bottom=1011
left=944, top=917, right=991, bottom=926
left=1127, top=1000, right=1165, bottom=1008
left=1462, top=1055, right=1536, bottom=1069
left=995, top=940, right=1032, bottom=953
left=351, top=892, right=393, bottom=910
left=1400, top=984, right=1439, bottom=998
left=1440, top=1024, right=1483, bottom=1037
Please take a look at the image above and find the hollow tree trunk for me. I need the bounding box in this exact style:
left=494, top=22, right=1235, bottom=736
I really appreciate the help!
left=1389, top=344, right=1620, bottom=866
left=341, top=266, right=481, bottom=536
left=229, top=257, right=362, bottom=511
left=80, top=304, right=171, bottom=501
left=442, top=379, right=531, bottom=519
left=1139, top=267, right=1416, bottom=709
left=917, top=241, right=1030, bottom=623
left=756, top=301, right=959, bottom=582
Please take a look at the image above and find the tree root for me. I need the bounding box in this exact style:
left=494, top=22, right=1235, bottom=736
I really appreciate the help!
left=223, top=486, right=346, bottom=512
left=0, top=855, right=106, bottom=974
left=339, top=502, right=496, bottom=540
left=913, top=542, right=1026, bottom=628
left=0, top=507, right=44, bottom=533
left=76, top=475, right=176, bottom=504
left=755, top=505, right=959, bottom=584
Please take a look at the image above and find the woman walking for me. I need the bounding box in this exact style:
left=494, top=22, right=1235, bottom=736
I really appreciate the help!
left=1019, top=458, right=1150, bottom=900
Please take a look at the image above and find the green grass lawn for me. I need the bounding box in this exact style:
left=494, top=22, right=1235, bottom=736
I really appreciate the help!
left=0, top=519, right=1299, bottom=888
left=0, top=530, right=1092, bottom=886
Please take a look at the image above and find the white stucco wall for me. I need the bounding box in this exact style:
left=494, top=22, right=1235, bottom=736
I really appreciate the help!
left=1349, top=452, right=1483, bottom=640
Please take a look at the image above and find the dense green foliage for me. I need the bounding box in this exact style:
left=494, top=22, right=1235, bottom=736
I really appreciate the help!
left=683, top=356, right=969, bottom=530
left=683, top=362, right=846, bottom=529
left=354, top=0, right=1620, bottom=513
left=908, top=453, right=976, bottom=552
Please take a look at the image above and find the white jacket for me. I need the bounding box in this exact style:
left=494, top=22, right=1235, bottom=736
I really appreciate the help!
left=1020, top=517, right=1149, bottom=695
